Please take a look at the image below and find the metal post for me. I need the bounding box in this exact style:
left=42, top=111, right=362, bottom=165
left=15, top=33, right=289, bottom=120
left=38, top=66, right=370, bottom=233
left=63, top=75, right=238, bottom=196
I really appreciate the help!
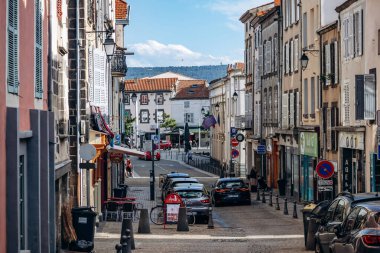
left=86, top=166, right=90, bottom=206
left=150, top=139, right=155, bottom=201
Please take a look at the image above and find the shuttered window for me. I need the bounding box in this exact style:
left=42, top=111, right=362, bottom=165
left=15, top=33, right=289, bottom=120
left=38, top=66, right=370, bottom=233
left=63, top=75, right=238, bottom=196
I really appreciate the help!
left=93, top=49, right=107, bottom=113
left=325, top=44, right=331, bottom=85
left=364, top=74, right=376, bottom=120
left=35, top=0, right=43, bottom=98
left=353, top=9, right=363, bottom=57
left=282, top=93, right=289, bottom=129
left=326, top=108, right=332, bottom=150
left=268, top=87, right=272, bottom=123
left=88, top=47, right=94, bottom=102
left=334, top=41, right=339, bottom=84
left=274, top=86, right=278, bottom=124
left=343, top=82, right=350, bottom=124
left=331, top=106, right=339, bottom=151
left=303, top=79, right=308, bottom=116
left=274, top=35, right=278, bottom=71
left=284, top=43, right=288, bottom=74
left=296, top=0, right=300, bottom=21
left=290, top=39, right=294, bottom=73
left=295, top=91, right=299, bottom=127
left=310, top=77, right=315, bottom=117
left=7, top=0, right=19, bottom=94
left=303, top=12, right=308, bottom=48
left=263, top=89, right=267, bottom=123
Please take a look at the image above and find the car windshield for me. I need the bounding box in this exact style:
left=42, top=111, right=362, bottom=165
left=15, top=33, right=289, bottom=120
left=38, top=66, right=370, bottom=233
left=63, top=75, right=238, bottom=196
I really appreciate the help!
left=176, top=190, right=203, bottom=199
left=219, top=181, right=245, bottom=189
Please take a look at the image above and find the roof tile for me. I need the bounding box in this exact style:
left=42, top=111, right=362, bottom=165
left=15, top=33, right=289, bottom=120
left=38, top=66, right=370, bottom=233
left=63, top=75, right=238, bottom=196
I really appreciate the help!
left=124, top=78, right=178, bottom=92
left=172, top=80, right=209, bottom=100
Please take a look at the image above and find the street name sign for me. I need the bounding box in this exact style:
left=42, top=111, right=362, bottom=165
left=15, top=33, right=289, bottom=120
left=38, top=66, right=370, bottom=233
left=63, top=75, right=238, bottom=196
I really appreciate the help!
left=257, top=145, right=266, bottom=155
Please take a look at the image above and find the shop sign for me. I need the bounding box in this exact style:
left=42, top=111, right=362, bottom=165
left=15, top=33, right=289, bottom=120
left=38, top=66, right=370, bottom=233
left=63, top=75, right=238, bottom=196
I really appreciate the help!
left=342, top=148, right=353, bottom=193
left=339, top=132, right=364, bottom=150
left=110, top=153, right=123, bottom=163
left=300, top=132, right=318, bottom=157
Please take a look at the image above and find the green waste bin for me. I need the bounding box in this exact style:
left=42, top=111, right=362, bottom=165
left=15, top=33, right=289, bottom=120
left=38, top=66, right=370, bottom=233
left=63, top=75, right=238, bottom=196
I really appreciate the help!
left=301, top=203, right=317, bottom=249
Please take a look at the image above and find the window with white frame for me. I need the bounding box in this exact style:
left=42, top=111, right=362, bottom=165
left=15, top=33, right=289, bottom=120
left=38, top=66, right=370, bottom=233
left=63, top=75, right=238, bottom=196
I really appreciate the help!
left=35, top=0, right=43, bottom=98
left=156, top=93, right=164, bottom=105
left=342, top=15, right=350, bottom=59
left=355, top=74, right=376, bottom=120
left=185, top=113, right=194, bottom=123
left=353, top=9, right=363, bottom=57
left=140, top=110, right=149, bottom=123
left=8, top=0, right=19, bottom=94
left=282, top=93, right=289, bottom=129
left=303, top=12, right=308, bottom=48
left=140, top=94, right=149, bottom=105
left=156, top=109, right=164, bottom=123
left=294, top=37, right=299, bottom=71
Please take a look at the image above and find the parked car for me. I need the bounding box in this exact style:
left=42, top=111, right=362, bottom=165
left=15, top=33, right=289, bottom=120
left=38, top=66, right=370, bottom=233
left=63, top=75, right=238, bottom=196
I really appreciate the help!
left=162, top=177, right=199, bottom=201
left=173, top=185, right=210, bottom=223
left=330, top=200, right=380, bottom=253
left=160, top=173, right=190, bottom=189
left=158, top=140, right=172, bottom=150
left=143, top=151, right=160, bottom=161
left=210, top=178, right=251, bottom=206
left=312, top=192, right=380, bottom=253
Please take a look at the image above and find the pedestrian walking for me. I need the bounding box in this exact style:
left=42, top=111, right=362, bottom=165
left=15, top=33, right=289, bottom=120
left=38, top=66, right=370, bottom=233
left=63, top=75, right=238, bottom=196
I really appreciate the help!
left=249, top=167, right=257, bottom=192
left=187, top=151, right=193, bottom=164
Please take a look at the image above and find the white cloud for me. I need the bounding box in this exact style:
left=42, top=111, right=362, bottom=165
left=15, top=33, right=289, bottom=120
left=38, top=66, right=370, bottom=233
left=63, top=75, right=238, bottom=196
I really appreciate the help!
left=207, top=0, right=270, bottom=31
left=126, top=40, right=238, bottom=67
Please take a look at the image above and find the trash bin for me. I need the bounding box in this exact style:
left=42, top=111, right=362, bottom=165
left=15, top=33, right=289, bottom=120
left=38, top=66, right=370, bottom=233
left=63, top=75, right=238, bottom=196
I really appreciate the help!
left=301, top=203, right=317, bottom=249
left=69, top=206, right=97, bottom=252
left=113, top=187, right=126, bottom=198
left=277, top=179, right=286, bottom=196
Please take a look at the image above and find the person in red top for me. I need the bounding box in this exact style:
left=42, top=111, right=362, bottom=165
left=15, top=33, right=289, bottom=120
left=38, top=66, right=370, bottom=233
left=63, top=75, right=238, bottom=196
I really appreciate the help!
left=125, top=158, right=133, bottom=178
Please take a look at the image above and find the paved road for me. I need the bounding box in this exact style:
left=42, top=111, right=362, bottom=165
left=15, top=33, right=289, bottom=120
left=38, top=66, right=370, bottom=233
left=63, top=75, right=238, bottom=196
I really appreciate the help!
left=94, top=158, right=307, bottom=253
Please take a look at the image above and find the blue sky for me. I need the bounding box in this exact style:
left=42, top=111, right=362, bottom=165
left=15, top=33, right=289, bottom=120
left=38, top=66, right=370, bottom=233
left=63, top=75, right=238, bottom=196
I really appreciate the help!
left=124, top=0, right=270, bottom=67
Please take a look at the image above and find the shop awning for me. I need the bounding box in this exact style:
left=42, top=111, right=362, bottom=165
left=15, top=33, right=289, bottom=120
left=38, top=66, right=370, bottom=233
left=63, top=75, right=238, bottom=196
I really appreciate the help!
left=107, top=145, right=146, bottom=158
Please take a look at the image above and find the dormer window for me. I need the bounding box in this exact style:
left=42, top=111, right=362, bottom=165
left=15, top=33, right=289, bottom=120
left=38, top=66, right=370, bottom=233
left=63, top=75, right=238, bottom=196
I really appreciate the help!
left=191, top=84, right=198, bottom=88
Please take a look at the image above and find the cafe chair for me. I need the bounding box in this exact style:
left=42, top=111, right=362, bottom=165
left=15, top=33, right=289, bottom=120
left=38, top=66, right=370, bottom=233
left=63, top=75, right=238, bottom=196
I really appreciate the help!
left=104, top=201, right=119, bottom=221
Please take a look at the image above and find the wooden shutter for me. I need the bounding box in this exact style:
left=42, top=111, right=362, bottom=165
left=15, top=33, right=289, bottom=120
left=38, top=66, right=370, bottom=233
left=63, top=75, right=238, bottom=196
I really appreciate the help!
left=268, top=40, right=272, bottom=73
left=294, top=38, right=299, bottom=71
left=343, top=82, right=350, bottom=124
left=349, top=13, right=354, bottom=58
left=35, top=0, right=43, bottom=98
left=325, top=44, right=331, bottom=85
left=88, top=47, right=94, bottom=102
left=274, top=36, right=278, bottom=71
left=284, top=43, right=288, bottom=74
left=326, top=108, right=332, bottom=150
left=364, top=74, right=376, bottom=120
left=310, top=77, right=315, bottom=116
left=334, top=41, right=339, bottom=84
left=358, top=9, right=363, bottom=56
left=290, top=40, right=294, bottom=73
left=355, top=75, right=364, bottom=120
left=282, top=93, right=289, bottom=129
left=296, top=0, right=300, bottom=21
left=93, top=49, right=101, bottom=105
left=331, top=106, right=338, bottom=151
left=303, top=79, right=308, bottom=115
left=259, top=45, right=263, bottom=77
left=289, top=92, right=294, bottom=127
left=7, top=0, right=19, bottom=94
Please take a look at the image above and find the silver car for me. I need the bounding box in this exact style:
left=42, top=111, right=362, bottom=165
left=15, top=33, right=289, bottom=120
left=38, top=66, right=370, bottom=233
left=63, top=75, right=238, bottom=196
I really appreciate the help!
left=173, top=185, right=210, bottom=223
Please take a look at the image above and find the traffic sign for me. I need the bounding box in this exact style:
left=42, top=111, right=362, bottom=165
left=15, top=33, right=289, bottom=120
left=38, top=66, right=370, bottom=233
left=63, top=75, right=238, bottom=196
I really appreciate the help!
left=257, top=145, right=266, bottom=155
left=231, top=138, right=239, bottom=147
left=231, top=149, right=239, bottom=158
left=236, top=133, right=245, bottom=142
left=230, top=127, right=237, bottom=137
left=316, top=160, right=335, bottom=179
left=80, top=144, right=97, bottom=161
left=151, top=135, right=160, bottom=144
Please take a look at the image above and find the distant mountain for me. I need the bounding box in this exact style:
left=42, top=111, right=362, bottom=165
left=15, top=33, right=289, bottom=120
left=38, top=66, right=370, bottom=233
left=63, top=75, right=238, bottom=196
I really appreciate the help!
left=126, top=65, right=228, bottom=83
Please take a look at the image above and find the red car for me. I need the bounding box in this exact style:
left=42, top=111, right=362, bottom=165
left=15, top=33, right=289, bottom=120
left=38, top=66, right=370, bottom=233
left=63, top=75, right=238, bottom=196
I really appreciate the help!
left=158, top=140, right=172, bottom=150
left=144, top=151, right=161, bottom=161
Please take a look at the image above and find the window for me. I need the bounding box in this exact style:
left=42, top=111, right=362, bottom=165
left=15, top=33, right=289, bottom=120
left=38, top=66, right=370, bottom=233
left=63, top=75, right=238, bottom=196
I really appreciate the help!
left=355, top=74, right=376, bottom=120
left=331, top=104, right=339, bottom=151
left=296, top=0, right=300, bottom=21
left=156, top=109, right=164, bottom=123
left=274, top=86, right=278, bottom=124
left=290, top=39, right=294, bottom=73
left=282, top=93, right=289, bottom=129
left=140, top=94, right=148, bottom=105
left=35, top=0, right=43, bottom=98
left=325, top=200, right=339, bottom=222
left=273, top=35, right=278, bottom=71
left=289, top=92, right=295, bottom=127
left=185, top=113, right=194, bottom=123
left=123, top=92, right=130, bottom=104
left=342, top=16, right=351, bottom=59
left=184, top=101, right=190, bottom=108
left=354, top=208, right=368, bottom=230
left=268, top=87, right=272, bottom=123
left=303, top=12, right=308, bottom=48
left=140, top=110, right=149, bottom=123
left=264, top=40, right=272, bottom=74
left=263, top=89, right=267, bottom=123
left=303, top=79, right=309, bottom=117
left=343, top=82, right=350, bottom=124
left=343, top=207, right=360, bottom=233
left=333, top=200, right=346, bottom=222
left=310, top=77, right=315, bottom=117
left=294, top=38, right=299, bottom=71
left=353, top=9, right=363, bottom=57
left=331, top=41, right=339, bottom=84
left=291, top=0, right=295, bottom=24
left=7, top=0, right=19, bottom=94
left=310, top=8, right=314, bottom=41
left=285, top=42, right=289, bottom=74
left=156, top=93, right=164, bottom=105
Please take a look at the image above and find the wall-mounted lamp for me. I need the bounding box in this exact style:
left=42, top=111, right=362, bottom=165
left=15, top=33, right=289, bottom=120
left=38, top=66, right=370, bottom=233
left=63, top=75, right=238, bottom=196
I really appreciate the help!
left=215, top=103, right=220, bottom=112
left=301, top=49, right=319, bottom=71
left=131, top=93, right=137, bottom=103
left=232, top=91, right=238, bottom=101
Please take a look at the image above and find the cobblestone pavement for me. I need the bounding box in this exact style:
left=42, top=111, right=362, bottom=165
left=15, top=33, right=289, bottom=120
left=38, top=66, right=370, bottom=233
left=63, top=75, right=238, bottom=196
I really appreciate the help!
left=94, top=174, right=308, bottom=253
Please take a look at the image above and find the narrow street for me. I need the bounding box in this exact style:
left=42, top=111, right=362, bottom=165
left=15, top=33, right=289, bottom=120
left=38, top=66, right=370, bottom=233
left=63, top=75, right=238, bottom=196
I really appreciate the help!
left=94, top=156, right=306, bottom=253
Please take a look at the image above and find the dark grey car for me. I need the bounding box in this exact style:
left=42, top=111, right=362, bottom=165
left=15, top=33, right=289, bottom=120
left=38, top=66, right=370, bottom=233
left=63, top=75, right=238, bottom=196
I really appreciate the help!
left=330, top=201, right=380, bottom=253
left=162, top=177, right=199, bottom=200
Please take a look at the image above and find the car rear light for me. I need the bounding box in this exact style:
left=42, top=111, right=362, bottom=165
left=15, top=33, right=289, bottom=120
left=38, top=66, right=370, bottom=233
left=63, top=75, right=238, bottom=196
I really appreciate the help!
left=201, top=199, right=210, bottom=203
left=362, top=235, right=380, bottom=246
left=215, top=189, right=228, bottom=193
left=239, top=188, right=249, bottom=192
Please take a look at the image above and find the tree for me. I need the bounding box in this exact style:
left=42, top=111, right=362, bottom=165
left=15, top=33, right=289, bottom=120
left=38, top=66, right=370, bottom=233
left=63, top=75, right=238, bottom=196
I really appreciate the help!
left=124, top=116, right=136, bottom=137
left=160, top=113, right=176, bottom=130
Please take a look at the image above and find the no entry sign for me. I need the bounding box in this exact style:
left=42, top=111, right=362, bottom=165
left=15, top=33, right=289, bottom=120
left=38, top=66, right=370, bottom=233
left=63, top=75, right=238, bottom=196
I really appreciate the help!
left=231, top=138, right=239, bottom=147
left=316, top=160, right=335, bottom=179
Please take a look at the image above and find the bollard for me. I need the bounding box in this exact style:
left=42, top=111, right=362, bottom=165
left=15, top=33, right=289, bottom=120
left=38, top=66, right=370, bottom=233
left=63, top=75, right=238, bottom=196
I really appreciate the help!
left=125, top=218, right=135, bottom=249
left=138, top=209, right=151, bottom=234
left=269, top=191, right=273, bottom=206
left=207, top=205, right=214, bottom=229
left=121, top=233, right=131, bottom=253
left=275, top=195, right=280, bottom=210
left=261, top=190, right=266, bottom=203
left=283, top=198, right=289, bottom=215
left=293, top=201, right=298, bottom=219
left=177, top=206, right=189, bottom=231
left=256, top=188, right=261, bottom=201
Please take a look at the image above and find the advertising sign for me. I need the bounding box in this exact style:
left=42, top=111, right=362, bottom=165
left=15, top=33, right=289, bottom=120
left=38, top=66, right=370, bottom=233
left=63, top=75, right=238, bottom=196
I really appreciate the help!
left=342, top=148, right=353, bottom=193
left=300, top=132, right=318, bottom=157
left=166, top=204, right=180, bottom=223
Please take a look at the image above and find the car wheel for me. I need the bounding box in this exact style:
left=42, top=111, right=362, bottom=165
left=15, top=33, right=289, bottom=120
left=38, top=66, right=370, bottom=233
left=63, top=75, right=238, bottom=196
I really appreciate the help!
left=315, top=241, right=323, bottom=253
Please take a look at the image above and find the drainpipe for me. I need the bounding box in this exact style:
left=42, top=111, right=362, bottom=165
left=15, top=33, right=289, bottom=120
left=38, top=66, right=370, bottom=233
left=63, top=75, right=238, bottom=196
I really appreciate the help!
left=76, top=0, right=82, bottom=206
left=47, top=1, right=53, bottom=111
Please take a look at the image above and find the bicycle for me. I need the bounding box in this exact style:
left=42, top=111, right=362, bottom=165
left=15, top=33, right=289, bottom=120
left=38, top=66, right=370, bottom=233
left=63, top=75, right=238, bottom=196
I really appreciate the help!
left=149, top=205, right=196, bottom=225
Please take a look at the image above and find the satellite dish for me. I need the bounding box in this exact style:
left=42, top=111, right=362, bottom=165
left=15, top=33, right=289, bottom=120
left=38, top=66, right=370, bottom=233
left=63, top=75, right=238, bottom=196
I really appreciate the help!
left=80, top=144, right=97, bottom=161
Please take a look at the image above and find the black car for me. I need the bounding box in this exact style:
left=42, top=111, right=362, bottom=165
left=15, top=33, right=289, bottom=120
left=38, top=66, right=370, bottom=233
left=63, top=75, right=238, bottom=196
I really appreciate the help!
left=313, top=192, right=380, bottom=253
left=211, top=178, right=251, bottom=206
left=330, top=200, right=380, bottom=253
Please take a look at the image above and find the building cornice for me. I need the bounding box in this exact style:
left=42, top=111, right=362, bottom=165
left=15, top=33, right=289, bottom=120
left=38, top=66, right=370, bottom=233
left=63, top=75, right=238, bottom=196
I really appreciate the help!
left=335, top=0, right=358, bottom=13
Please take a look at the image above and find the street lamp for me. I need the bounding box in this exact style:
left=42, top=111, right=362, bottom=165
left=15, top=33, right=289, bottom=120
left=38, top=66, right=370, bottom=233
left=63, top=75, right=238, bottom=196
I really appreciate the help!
left=230, top=92, right=238, bottom=177
left=301, top=53, right=309, bottom=70
left=103, top=35, right=116, bottom=59
left=215, top=103, right=220, bottom=112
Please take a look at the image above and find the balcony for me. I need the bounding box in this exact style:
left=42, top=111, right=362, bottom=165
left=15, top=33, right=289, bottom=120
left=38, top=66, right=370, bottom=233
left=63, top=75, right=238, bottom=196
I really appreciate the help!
left=111, top=51, right=127, bottom=77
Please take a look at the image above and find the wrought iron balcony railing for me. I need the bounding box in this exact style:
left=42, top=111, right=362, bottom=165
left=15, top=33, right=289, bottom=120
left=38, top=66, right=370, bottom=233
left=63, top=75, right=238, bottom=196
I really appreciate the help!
left=111, top=51, right=127, bottom=77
